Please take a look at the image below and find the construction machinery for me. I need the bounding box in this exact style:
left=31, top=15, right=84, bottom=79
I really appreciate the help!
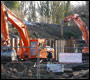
left=1, top=2, right=54, bottom=62
left=64, top=14, right=89, bottom=54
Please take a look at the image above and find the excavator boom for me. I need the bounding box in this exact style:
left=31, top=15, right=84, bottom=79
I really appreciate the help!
left=64, top=14, right=89, bottom=44
left=64, top=14, right=89, bottom=54
left=1, top=3, right=10, bottom=45
left=1, top=2, right=31, bottom=60
left=1, top=2, right=54, bottom=61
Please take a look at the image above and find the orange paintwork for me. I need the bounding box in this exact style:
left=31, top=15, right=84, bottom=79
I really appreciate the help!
left=1, top=3, right=10, bottom=45
left=39, top=48, right=55, bottom=59
left=30, top=39, right=38, bottom=59
left=1, top=3, right=37, bottom=59
left=64, top=14, right=89, bottom=54
left=82, top=48, right=89, bottom=54
left=1, top=3, right=55, bottom=60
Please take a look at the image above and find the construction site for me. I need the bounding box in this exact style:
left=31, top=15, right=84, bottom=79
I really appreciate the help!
left=1, top=1, right=89, bottom=79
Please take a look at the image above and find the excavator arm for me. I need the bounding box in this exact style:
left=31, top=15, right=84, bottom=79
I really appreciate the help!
left=64, top=14, right=89, bottom=44
left=1, top=3, right=10, bottom=45
left=64, top=14, right=89, bottom=54
left=1, top=3, right=31, bottom=59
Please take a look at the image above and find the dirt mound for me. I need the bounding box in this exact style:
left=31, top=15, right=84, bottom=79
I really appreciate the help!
left=9, top=22, right=81, bottom=39
left=26, top=22, right=81, bottom=39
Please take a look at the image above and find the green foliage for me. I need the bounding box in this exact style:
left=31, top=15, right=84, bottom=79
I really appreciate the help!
left=52, top=1, right=65, bottom=24
left=51, top=1, right=72, bottom=24
left=44, top=1, right=50, bottom=17
left=71, top=1, right=89, bottom=28
left=11, top=24, right=14, bottom=28
left=4, top=1, right=19, bottom=10
left=37, top=1, right=52, bottom=23
left=64, top=1, right=71, bottom=17
left=37, top=1, right=45, bottom=16
left=37, top=1, right=72, bottom=24
left=64, top=31, right=79, bottom=39
left=44, top=1, right=52, bottom=23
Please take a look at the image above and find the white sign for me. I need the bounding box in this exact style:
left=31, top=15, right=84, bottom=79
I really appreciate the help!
left=58, top=53, right=82, bottom=63
left=47, top=64, right=64, bottom=72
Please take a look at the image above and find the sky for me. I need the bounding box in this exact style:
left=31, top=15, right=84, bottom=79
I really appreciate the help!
left=70, top=1, right=86, bottom=7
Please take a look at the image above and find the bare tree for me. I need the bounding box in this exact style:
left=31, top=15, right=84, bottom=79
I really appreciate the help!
left=37, top=1, right=45, bottom=22
left=71, top=1, right=89, bottom=28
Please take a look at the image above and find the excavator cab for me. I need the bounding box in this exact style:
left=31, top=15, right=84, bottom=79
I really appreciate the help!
left=1, top=2, right=55, bottom=62
left=74, top=40, right=87, bottom=53
left=64, top=14, right=89, bottom=54
left=30, top=39, right=38, bottom=58
left=64, top=14, right=89, bottom=61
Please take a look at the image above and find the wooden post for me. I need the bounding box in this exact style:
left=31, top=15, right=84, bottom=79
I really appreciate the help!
left=50, top=39, right=51, bottom=47
left=9, top=38, right=11, bottom=48
left=59, top=40, right=61, bottom=59
left=57, top=40, right=60, bottom=60
left=15, top=38, right=17, bottom=52
left=17, top=38, right=20, bottom=52
left=61, top=40, right=65, bottom=53
left=11, top=38, right=15, bottom=50
left=53, top=39, right=54, bottom=48
left=55, top=40, right=58, bottom=61
left=61, top=25, right=64, bottom=39
left=15, top=38, right=20, bottom=52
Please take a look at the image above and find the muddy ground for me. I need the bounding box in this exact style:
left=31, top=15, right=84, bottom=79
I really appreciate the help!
left=1, top=61, right=89, bottom=79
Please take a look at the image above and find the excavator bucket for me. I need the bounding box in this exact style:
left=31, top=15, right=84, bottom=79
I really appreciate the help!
left=1, top=48, right=17, bottom=62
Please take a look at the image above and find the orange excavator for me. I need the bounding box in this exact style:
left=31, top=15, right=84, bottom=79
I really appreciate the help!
left=1, top=2, right=55, bottom=61
left=64, top=14, right=89, bottom=54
